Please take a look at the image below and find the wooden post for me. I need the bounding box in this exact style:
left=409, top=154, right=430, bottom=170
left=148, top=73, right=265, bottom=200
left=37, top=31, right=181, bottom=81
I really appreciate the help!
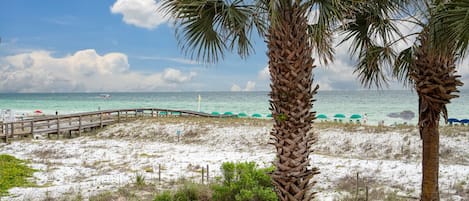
left=158, top=164, right=161, bottom=183
left=69, top=117, right=72, bottom=125
left=206, top=164, right=209, bottom=182
left=0, top=121, right=3, bottom=135
left=30, top=121, right=34, bottom=136
left=201, top=167, right=205, bottom=184
left=21, top=121, right=24, bottom=131
left=125, top=111, right=128, bottom=120
left=100, top=112, right=103, bottom=128
left=10, top=123, right=14, bottom=139
left=78, top=116, right=82, bottom=136
left=47, top=120, right=50, bottom=128
left=56, top=117, right=60, bottom=139
left=151, top=109, right=154, bottom=117
left=355, top=172, right=359, bottom=200
left=117, top=111, right=121, bottom=123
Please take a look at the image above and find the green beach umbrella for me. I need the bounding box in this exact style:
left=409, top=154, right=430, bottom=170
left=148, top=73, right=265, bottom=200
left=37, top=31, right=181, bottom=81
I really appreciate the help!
left=333, top=114, right=346, bottom=118
left=316, top=114, right=328, bottom=119
left=266, top=114, right=272, bottom=118
left=211, top=111, right=220, bottom=115
left=238, top=112, right=248, bottom=118
left=171, top=111, right=181, bottom=115
left=159, top=111, right=168, bottom=115
left=350, top=114, right=362, bottom=119
left=252, top=113, right=262, bottom=118
left=223, top=111, right=234, bottom=115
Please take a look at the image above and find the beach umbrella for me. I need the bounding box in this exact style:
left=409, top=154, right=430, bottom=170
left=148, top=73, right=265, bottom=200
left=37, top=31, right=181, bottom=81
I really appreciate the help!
left=350, top=114, right=362, bottom=119
left=447, top=118, right=460, bottom=124
left=34, top=110, right=43, bottom=114
left=223, top=111, right=234, bottom=115
left=316, top=114, right=327, bottom=119
left=266, top=114, right=272, bottom=118
left=252, top=113, right=262, bottom=118
left=459, top=119, right=469, bottom=125
left=159, top=111, right=168, bottom=115
left=238, top=112, right=248, bottom=118
left=211, top=112, right=220, bottom=116
left=333, top=114, right=346, bottom=118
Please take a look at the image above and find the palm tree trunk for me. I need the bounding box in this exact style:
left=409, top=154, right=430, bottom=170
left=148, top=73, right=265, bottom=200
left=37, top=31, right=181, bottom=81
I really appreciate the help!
left=267, top=4, right=319, bottom=201
left=418, top=95, right=440, bottom=201
left=412, top=33, right=463, bottom=201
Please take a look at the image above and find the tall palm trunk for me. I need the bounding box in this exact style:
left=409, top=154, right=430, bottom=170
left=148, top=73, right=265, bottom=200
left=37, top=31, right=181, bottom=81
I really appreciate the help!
left=411, top=33, right=463, bottom=201
left=267, top=4, right=319, bottom=201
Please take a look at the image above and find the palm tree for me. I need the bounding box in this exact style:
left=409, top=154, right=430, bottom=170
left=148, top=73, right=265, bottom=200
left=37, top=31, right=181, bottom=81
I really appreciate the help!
left=161, top=0, right=342, bottom=200
left=340, top=0, right=467, bottom=200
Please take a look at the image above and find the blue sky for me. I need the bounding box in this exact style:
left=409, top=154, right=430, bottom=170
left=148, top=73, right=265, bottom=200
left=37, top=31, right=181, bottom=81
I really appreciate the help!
left=1, top=0, right=468, bottom=92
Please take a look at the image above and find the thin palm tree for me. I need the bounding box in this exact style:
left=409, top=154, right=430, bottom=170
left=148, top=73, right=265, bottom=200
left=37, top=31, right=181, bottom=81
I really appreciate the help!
left=161, top=0, right=342, bottom=200
left=340, top=0, right=467, bottom=200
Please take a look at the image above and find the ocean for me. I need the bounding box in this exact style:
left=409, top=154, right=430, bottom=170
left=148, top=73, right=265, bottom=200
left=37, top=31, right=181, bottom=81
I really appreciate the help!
left=1, top=90, right=468, bottom=125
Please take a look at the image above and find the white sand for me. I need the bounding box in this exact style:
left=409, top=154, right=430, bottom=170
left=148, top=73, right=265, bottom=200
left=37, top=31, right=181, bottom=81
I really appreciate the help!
left=1, top=120, right=468, bottom=201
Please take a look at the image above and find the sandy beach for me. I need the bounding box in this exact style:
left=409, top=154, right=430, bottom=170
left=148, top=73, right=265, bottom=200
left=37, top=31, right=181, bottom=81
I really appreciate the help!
left=1, top=117, right=468, bottom=201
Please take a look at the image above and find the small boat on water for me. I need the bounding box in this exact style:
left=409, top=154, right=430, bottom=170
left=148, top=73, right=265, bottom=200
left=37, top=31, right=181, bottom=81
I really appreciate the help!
left=99, top=94, right=111, bottom=99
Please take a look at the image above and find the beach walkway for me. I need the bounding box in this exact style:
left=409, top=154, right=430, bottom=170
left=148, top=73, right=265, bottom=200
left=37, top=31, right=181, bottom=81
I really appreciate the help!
left=0, top=108, right=234, bottom=143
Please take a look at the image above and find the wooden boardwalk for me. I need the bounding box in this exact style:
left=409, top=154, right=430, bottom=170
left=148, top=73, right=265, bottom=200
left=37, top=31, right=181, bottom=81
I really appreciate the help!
left=0, top=108, right=234, bottom=143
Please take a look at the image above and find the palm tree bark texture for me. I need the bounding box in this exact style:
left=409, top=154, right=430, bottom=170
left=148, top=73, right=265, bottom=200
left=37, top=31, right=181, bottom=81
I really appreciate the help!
left=267, top=4, right=319, bottom=201
left=411, top=33, right=463, bottom=201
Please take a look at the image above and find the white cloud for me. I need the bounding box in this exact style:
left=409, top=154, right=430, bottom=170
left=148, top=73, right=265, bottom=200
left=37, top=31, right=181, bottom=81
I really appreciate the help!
left=110, top=0, right=170, bottom=29
left=162, top=68, right=197, bottom=83
left=245, top=81, right=256, bottom=91
left=230, top=84, right=242, bottom=92
left=0, top=49, right=197, bottom=92
left=231, top=81, right=256, bottom=92
left=136, top=56, right=199, bottom=65
left=258, top=66, right=269, bottom=80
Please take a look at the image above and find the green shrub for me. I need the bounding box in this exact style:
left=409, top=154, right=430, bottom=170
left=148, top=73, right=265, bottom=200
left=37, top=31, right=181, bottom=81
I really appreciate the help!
left=154, top=191, right=173, bottom=201
left=152, top=162, right=277, bottom=201
left=0, top=154, right=36, bottom=196
left=212, top=161, right=277, bottom=201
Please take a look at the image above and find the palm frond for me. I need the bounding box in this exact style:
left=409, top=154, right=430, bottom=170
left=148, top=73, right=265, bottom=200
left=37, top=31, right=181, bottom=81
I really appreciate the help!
left=354, top=44, right=396, bottom=88
left=161, top=0, right=264, bottom=64
left=393, top=46, right=416, bottom=86
left=339, top=0, right=407, bottom=88
left=305, top=0, right=345, bottom=65
left=435, top=0, right=469, bottom=58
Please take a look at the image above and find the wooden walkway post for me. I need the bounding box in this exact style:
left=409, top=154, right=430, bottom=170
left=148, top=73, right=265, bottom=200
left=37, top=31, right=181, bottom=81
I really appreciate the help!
left=0, top=122, right=3, bottom=135
left=100, top=112, right=103, bottom=128
left=30, top=121, right=34, bottom=136
left=117, top=111, right=121, bottom=123
left=10, top=123, right=14, bottom=140
left=78, top=116, right=82, bottom=136
left=56, top=116, right=60, bottom=135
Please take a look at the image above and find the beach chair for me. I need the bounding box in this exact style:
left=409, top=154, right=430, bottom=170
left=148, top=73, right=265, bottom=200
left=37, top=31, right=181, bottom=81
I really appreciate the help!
left=459, top=119, right=469, bottom=126
left=447, top=118, right=460, bottom=126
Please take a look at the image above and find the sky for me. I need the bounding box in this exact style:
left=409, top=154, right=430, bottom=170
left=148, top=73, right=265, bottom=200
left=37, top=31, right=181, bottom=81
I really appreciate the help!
left=0, top=0, right=468, bottom=93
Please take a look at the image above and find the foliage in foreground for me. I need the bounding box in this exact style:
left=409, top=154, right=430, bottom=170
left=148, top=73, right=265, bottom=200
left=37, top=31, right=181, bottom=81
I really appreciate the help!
left=153, top=161, right=277, bottom=201
left=0, top=154, right=36, bottom=196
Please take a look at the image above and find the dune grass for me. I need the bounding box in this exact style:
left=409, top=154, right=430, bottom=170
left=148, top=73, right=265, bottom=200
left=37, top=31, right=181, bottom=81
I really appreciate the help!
left=0, top=154, right=36, bottom=196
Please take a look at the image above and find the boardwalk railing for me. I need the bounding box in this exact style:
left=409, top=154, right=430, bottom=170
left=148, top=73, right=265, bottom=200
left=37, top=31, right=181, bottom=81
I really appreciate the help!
left=0, top=108, right=234, bottom=143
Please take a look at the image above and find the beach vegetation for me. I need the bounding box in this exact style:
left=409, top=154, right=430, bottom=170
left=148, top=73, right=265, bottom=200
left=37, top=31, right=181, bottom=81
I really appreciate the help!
left=160, top=0, right=346, bottom=199
left=152, top=161, right=277, bottom=201
left=340, top=0, right=469, bottom=199
left=0, top=154, right=36, bottom=196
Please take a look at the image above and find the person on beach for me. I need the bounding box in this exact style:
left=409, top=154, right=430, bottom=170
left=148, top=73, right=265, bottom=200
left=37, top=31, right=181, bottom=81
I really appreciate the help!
left=363, top=113, right=368, bottom=124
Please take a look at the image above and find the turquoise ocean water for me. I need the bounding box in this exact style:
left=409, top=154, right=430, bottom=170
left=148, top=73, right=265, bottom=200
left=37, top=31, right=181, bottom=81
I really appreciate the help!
left=1, top=90, right=468, bottom=125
